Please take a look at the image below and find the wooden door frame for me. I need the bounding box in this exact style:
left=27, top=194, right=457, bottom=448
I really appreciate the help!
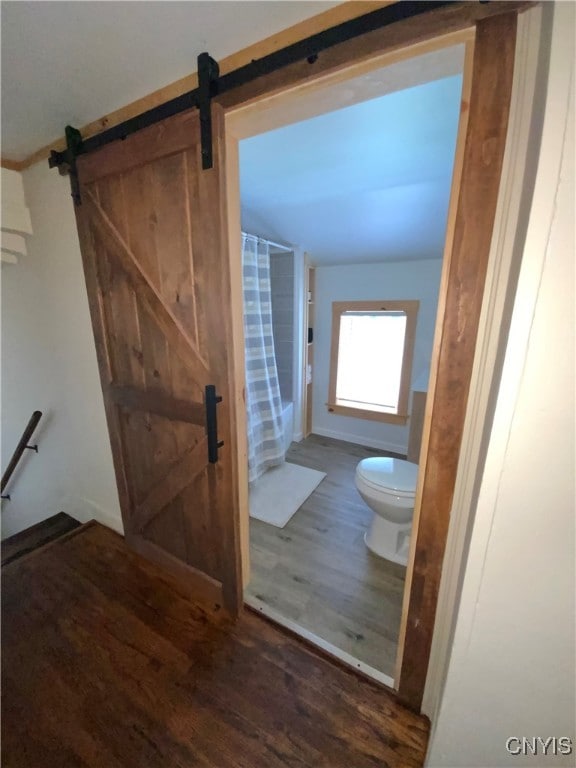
left=221, top=2, right=527, bottom=712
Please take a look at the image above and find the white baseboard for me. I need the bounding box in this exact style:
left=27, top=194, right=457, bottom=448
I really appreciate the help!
left=311, top=426, right=407, bottom=456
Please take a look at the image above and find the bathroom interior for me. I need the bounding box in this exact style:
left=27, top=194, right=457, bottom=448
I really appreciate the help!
left=238, top=44, right=464, bottom=684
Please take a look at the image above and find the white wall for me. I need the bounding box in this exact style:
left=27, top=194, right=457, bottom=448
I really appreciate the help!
left=426, top=4, right=575, bottom=764
left=1, top=168, right=33, bottom=263
left=1, top=161, right=122, bottom=538
left=312, top=259, right=442, bottom=454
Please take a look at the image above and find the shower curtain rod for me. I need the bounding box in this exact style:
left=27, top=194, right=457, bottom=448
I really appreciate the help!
left=241, top=232, right=294, bottom=253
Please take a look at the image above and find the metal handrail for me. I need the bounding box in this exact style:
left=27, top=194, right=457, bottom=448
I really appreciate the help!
left=1, top=411, right=42, bottom=500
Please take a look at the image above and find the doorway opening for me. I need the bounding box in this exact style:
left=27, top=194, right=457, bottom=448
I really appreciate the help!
left=66, top=2, right=522, bottom=712
left=233, top=41, right=467, bottom=685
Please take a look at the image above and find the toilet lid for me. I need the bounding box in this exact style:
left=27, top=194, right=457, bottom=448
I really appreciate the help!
left=357, top=457, right=418, bottom=497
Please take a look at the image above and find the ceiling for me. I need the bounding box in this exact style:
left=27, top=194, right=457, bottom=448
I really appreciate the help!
left=2, top=2, right=464, bottom=268
left=0, top=1, right=337, bottom=161
left=240, top=52, right=464, bottom=266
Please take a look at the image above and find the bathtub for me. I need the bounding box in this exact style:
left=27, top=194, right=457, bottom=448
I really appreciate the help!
left=280, top=400, right=294, bottom=455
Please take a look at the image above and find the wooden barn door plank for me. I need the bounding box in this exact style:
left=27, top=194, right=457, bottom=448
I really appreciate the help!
left=74, top=105, right=242, bottom=616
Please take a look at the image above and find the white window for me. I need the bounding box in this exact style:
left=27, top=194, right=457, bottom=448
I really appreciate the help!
left=328, top=300, right=419, bottom=424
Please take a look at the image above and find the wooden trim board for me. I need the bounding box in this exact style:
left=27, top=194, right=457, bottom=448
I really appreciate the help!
left=16, top=2, right=394, bottom=169
left=226, top=27, right=472, bottom=141
left=325, top=404, right=409, bottom=425
left=420, top=4, right=545, bottom=719
left=1, top=158, right=23, bottom=172
left=217, top=2, right=529, bottom=112
left=396, top=12, right=518, bottom=710
left=394, top=31, right=476, bottom=691
left=224, top=131, right=251, bottom=589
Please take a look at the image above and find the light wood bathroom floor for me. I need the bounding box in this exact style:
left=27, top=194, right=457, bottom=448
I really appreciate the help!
left=245, top=434, right=407, bottom=679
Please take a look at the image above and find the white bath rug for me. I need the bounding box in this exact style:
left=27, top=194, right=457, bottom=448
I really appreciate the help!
left=249, top=462, right=326, bottom=528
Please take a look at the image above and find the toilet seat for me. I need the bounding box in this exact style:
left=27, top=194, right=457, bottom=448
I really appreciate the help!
left=356, top=457, right=417, bottom=499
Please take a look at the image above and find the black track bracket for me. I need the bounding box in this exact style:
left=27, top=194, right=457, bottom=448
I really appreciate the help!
left=197, top=52, right=220, bottom=170
left=49, top=125, right=84, bottom=205
left=47, top=3, right=461, bottom=176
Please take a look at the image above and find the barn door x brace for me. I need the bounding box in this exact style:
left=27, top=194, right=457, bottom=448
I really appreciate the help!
left=48, top=0, right=458, bottom=204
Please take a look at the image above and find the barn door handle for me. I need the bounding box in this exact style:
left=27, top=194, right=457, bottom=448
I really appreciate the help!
left=205, top=385, right=224, bottom=464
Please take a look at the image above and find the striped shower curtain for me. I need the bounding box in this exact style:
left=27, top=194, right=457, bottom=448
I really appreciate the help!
left=242, top=233, right=285, bottom=483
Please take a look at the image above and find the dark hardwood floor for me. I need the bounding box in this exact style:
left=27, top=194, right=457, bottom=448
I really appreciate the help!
left=246, top=434, right=407, bottom=678
left=1, top=521, right=429, bottom=768
left=1, top=512, right=81, bottom=566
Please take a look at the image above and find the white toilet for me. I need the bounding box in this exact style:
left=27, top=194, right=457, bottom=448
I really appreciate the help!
left=355, top=457, right=418, bottom=566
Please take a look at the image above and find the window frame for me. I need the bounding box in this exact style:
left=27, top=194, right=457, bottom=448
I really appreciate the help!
left=327, top=299, right=419, bottom=425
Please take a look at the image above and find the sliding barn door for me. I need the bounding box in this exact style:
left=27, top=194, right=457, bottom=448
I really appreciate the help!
left=74, top=106, right=242, bottom=616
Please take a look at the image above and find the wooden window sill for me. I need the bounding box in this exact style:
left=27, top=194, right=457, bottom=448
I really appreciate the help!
left=326, top=403, right=408, bottom=426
